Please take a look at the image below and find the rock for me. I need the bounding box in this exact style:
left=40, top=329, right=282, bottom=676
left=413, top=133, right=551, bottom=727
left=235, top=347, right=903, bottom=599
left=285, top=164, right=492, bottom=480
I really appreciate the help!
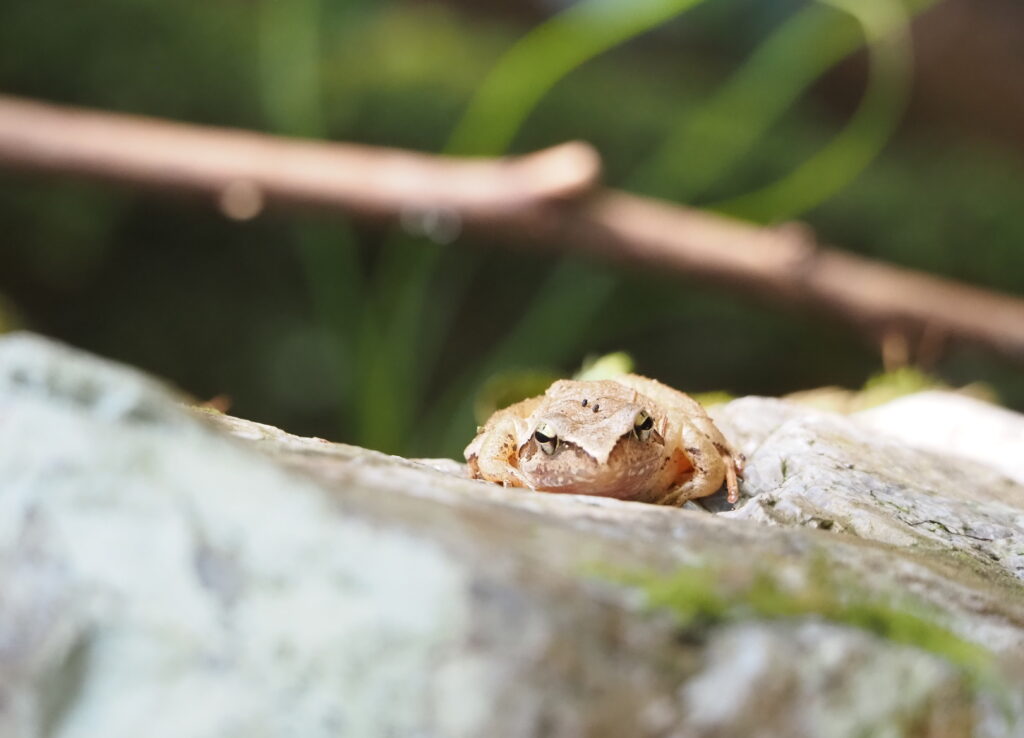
left=713, top=397, right=1024, bottom=586
left=856, top=390, right=1024, bottom=486
left=1, top=332, right=1024, bottom=737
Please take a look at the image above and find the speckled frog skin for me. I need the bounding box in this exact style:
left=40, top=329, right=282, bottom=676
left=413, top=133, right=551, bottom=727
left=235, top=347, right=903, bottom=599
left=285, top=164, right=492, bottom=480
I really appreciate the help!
left=464, top=374, right=742, bottom=505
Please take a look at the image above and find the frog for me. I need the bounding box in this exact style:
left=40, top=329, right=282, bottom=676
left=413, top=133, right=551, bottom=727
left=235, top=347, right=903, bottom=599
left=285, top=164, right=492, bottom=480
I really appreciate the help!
left=464, top=374, right=742, bottom=506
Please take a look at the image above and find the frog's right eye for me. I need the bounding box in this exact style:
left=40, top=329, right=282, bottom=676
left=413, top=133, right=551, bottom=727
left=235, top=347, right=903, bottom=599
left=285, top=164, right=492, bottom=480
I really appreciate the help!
left=634, top=410, right=654, bottom=441
left=534, top=424, right=558, bottom=455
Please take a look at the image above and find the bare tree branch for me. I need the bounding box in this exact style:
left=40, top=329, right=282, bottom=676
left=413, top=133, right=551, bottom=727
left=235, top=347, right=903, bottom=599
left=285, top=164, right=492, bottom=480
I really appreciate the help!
left=2, top=94, right=1024, bottom=364
left=551, top=194, right=1024, bottom=363
left=0, top=95, right=601, bottom=220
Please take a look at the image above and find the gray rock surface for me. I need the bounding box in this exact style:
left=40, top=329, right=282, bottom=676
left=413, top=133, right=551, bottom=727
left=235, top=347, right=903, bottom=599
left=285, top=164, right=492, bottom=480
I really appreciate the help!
left=713, top=397, right=1024, bottom=585
left=1, top=332, right=1024, bottom=738
left=856, top=390, right=1024, bottom=486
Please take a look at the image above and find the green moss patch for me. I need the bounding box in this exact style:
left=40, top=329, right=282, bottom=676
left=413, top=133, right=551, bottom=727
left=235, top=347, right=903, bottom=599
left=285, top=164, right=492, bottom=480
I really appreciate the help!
left=599, top=560, right=994, bottom=687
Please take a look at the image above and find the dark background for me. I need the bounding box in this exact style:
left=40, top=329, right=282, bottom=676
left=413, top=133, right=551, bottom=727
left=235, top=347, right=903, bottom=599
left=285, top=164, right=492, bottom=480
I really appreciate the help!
left=2, top=0, right=1023, bottom=456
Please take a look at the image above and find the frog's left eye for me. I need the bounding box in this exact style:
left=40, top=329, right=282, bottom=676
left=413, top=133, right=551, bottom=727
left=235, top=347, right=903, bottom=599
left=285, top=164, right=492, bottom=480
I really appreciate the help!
left=534, top=423, right=558, bottom=455
left=634, top=410, right=654, bottom=441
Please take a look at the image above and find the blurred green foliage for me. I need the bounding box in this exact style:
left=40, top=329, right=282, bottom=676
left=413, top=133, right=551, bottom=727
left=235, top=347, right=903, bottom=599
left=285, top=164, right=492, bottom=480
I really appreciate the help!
left=1, top=0, right=1023, bottom=457
left=0, top=293, right=20, bottom=334
left=784, top=366, right=997, bottom=414
left=574, top=352, right=636, bottom=382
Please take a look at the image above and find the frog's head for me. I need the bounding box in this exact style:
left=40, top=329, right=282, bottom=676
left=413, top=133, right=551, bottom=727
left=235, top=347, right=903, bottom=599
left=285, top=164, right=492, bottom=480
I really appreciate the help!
left=515, top=379, right=668, bottom=499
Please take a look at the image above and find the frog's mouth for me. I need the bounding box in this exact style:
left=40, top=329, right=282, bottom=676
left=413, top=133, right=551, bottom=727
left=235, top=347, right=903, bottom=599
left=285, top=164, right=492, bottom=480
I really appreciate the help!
left=537, top=474, right=653, bottom=499
left=522, top=437, right=674, bottom=500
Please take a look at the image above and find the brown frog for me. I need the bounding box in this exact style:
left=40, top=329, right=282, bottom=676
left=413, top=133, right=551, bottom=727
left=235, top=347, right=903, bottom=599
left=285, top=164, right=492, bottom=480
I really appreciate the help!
left=464, top=374, right=742, bottom=505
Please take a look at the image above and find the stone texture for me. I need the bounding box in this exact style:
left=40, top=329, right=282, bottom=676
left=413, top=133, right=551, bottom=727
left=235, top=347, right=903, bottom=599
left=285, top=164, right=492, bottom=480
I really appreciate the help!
left=856, top=390, right=1024, bottom=486
left=1, top=332, right=1024, bottom=738
left=713, top=397, right=1024, bottom=585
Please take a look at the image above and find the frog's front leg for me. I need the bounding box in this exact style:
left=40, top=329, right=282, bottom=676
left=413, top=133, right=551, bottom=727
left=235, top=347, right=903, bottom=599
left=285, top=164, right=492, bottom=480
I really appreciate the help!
left=464, top=402, right=535, bottom=488
left=720, top=444, right=741, bottom=503
left=655, top=423, right=734, bottom=506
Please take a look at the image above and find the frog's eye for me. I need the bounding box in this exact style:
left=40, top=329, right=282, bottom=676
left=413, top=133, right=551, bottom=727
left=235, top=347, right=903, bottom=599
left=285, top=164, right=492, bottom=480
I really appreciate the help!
left=634, top=410, right=654, bottom=441
left=534, top=423, right=558, bottom=455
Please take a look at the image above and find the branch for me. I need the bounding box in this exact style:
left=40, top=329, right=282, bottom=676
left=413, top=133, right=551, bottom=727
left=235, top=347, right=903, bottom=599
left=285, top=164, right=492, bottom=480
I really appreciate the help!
left=551, top=194, right=1024, bottom=363
left=2, top=94, right=1024, bottom=364
left=0, top=95, right=601, bottom=220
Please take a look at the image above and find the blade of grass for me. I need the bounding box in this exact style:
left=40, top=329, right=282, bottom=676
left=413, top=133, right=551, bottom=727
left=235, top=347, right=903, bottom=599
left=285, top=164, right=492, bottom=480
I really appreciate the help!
left=628, top=2, right=857, bottom=199
left=417, top=259, right=618, bottom=457
left=258, top=0, right=325, bottom=139
left=629, top=0, right=939, bottom=205
left=258, top=0, right=366, bottom=437
left=364, top=0, right=712, bottom=453
left=714, top=0, right=913, bottom=222
left=294, top=225, right=363, bottom=421
left=448, top=0, right=710, bottom=157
